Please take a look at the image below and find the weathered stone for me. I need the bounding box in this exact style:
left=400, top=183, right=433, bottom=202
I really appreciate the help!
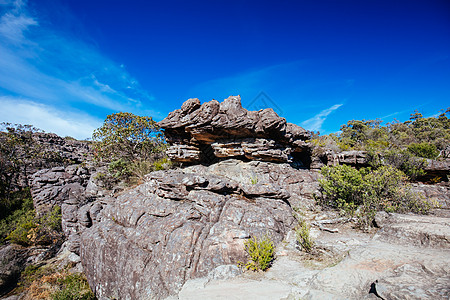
left=166, top=144, right=201, bottom=163
left=420, top=158, right=450, bottom=182
left=0, top=245, right=27, bottom=295
left=410, top=182, right=450, bottom=209
left=158, top=96, right=312, bottom=165
left=80, top=160, right=297, bottom=299
left=373, top=212, right=450, bottom=248
left=326, top=150, right=369, bottom=167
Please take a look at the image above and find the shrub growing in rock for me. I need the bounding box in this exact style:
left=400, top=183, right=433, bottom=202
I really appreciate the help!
left=3, top=202, right=63, bottom=246
left=92, top=112, right=171, bottom=186
left=295, top=219, right=314, bottom=252
left=239, top=235, right=275, bottom=271
left=92, top=112, right=165, bottom=162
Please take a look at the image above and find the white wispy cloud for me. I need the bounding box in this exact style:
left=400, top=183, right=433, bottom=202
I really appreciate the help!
left=0, top=0, right=157, bottom=137
left=0, top=96, right=101, bottom=139
left=0, top=11, right=36, bottom=43
left=301, top=103, right=343, bottom=133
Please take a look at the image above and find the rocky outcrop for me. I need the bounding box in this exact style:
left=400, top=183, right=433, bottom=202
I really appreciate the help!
left=32, top=132, right=92, bottom=166
left=31, top=165, right=92, bottom=216
left=310, top=150, right=370, bottom=169
left=79, top=160, right=319, bottom=299
left=30, top=164, right=109, bottom=254
left=178, top=210, right=450, bottom=300
left=420, top=159, right=450, bottom=182
left=158, top=96, right=311, bottom=166
left=410, top=182, right=450, bottom=209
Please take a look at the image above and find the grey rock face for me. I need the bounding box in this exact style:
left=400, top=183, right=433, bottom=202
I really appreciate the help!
left=0, top=245, right=26, bottom=296
left=374, top=212, right=450, bottom=248
left=31, top=165, right=91, bottom=216
left=80, top=160, right=309, bottom=299
left=30, top=164, right=109, bottom=255
left=411, top=182, right=450, bottom=209
left=158, top=96, right=311, bottom=166
left=310, top=150, right=370, bottom=169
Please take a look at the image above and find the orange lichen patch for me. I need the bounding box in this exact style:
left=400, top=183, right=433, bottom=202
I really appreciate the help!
left=353, top=259, right=401, bottom=272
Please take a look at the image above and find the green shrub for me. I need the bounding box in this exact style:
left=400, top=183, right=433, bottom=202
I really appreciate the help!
left=51, top=273, right=95, bottom=300
left=6, top=210, right=36, bottom=246
left=108, top=158, right=132, bottom=180
left=407, top=142, right=439, bottom=159
left=0, top=189, right=34, bottom=244
left=239, top=235, right=275, bottom=271
left=383, top=149, right=427, bottom=180
left=152, top=157, right=172, bottom=171
left=319, top=164, right=365, bottom=212
left=3, top=204, right=62, bottom=246
left=295, top=219, right=314, bottom=252
left=319, top=165, right=431, bottom=228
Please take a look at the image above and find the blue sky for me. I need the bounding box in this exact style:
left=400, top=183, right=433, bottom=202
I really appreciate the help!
left=0, top=0, right=449, bottom=139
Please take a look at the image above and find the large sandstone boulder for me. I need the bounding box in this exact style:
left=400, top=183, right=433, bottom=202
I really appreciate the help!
left=79, top=160, right=319, bottom=299
left=158, top=96, right=312, bottom=166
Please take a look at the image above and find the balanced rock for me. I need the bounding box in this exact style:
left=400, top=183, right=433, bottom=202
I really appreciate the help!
left=158, top=96, right=311, bottom=166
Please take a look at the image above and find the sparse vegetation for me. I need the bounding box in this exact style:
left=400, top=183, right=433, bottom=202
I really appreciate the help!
left=318, top=164, right=432, bottom=228
left=1, top=190, right=63, bottom=246
left=92, top=112, right=171, bottom=186
left=239, top=234, right=275, bottom=271
left=51, top=272, right=96, bottom=300
left=7, top=205, right=62, bottom=246
left=311, top=108, right=450, bottom=180
left=250, top=175, right=258, bottom=185
left=295, top=219, right=314, bottom=252
left=17, top=266, right=95, bottom=300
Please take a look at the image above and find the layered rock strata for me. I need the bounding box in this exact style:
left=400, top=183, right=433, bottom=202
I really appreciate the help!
left=158, top=96, right=312, bottom=166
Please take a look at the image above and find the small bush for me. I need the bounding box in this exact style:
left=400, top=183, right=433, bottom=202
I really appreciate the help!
left=151, top=157, right=172, bottom=171
left=239, top=235, right=275, bottom=271
left=319, top=164, right=365, bottom=212
left=6, top=210, right=36, bottom=246
left=295, top=219, right=314, bottom=252
left=407, top=142, right=439, bottom=159
left=108, top=158, right=132, bottom=180
left=4, top=204, right=62, bottom=246
left=383, top=149, right=427, bottom=180
left=0, top=191, right=34, bottom=244
left=319, top=164, right=432, bottom=228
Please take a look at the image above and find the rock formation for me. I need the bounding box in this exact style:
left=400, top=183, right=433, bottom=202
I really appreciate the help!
left=80, top=160, right=319, bottom=299
left=3, top=96, right=450, bottom=299
left=158, top=96, right=312, bottom=166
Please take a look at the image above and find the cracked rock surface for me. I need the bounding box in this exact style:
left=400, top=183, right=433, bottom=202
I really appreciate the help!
left=80, top=160, right=312, bottom=299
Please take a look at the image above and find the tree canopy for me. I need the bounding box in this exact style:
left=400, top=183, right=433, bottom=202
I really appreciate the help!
left=92, top=112, right=165, bottom=162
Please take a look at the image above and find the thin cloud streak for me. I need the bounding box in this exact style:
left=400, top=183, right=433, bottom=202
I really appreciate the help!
left=301, top=103, right=343, bottom=133
left=0, top=0, right=159, bottom=132
left=0, top=96, right=101, bottom=139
